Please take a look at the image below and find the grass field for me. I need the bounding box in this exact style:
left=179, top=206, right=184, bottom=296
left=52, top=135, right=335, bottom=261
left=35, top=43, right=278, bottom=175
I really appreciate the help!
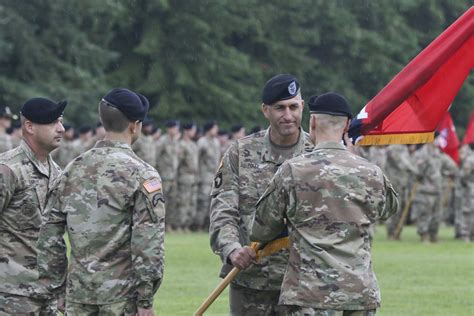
left=154, top=225, right=473, bottom=316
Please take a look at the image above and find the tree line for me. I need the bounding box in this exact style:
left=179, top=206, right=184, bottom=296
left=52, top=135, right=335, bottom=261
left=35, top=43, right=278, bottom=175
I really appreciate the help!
left=0, top=0, right=472, bottom=136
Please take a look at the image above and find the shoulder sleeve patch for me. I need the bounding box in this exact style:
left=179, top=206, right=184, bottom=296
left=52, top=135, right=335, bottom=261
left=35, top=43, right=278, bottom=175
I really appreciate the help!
left=143, top=177, right=162, bottom=193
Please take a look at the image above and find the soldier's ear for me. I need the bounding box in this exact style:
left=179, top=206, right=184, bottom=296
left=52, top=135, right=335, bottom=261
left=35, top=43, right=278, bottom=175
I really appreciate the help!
left=261, top=103, right=269, bottom=119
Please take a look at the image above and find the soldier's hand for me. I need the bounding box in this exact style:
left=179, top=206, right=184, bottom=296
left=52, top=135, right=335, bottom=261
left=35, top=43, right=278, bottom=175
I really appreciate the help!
left=136, top=307, right=154, bottom=316
left=229, top=246, right=257, bottom=270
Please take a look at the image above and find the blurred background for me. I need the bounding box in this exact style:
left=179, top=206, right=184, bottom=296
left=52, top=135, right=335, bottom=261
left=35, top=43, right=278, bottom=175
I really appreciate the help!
left=0, top=0, right=472, bottom=133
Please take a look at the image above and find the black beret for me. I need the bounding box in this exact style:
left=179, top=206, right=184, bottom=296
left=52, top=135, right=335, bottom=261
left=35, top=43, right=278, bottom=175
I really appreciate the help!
left=78, top=125, right=92, bottom=134
left=231, top=124, right=244, bottom=133
left=21, top=98, right=67, bottom=124
left=182, top=122, right=195, bottom=130
left=0, top=105, right=17, bottom=119
left=203, top=120, right=217, bottom=132
left=308, top=92, right=352, bottom=119
left=102, top=88, right=149, bottom=122
left=262, top=74, right=300, bottom=105
left=165, top=120, right=179, bottom=128
left=63, top=123, right=73, bottom=131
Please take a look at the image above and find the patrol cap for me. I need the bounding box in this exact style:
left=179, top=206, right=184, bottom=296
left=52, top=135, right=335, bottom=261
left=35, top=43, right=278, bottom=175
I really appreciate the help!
left=21, top=98, right=67, bottom=124
left=0, top=105, right=17, bottom=120
left=262, top=74, right=300, bottom=105
left=308, top=92, right=352, bottom=119
left=102, top=88, right=149, bottom=122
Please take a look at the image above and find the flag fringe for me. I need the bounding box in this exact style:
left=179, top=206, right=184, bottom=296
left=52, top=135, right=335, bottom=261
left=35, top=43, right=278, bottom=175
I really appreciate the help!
left=358, top=132, right=434, bottom=146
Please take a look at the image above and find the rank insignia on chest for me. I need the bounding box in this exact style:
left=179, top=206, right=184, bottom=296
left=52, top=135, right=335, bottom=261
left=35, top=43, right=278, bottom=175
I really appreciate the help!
left=143, top=177, right=162, bottom=193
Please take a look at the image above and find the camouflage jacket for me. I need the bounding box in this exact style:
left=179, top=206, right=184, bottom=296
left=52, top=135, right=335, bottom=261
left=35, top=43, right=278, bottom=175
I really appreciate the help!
left=0, top=133, right=13, bottom=154
left=414, top=145, right=458, bottom=195
left=384, top=145, right=417, bottom=190
left=132, top=134, right=156, bottom=167
left=198, top=136, right=221, bottom=181
left=36, top=140, right=165, bottom=308
left=0, top=140, right=61, bottom=298
left=210, top=128, right=313, bottom=290
left=250, top=141, right=399, bottom=309
left=177, top=138, right=199, bottom=183
left=155, top=134, right=179, bottom=180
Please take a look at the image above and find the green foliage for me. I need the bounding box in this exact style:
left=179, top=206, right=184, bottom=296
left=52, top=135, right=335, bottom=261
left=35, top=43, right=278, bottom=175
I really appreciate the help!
left=156, top=226, right=474, bottom=315
left=0, top=1, right=471, bottom=133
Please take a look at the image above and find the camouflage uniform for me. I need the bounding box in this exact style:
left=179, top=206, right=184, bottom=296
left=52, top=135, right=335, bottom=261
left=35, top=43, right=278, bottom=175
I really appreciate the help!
left=210, top=128, right=313, bottom=315
left=0, top=133, right=12, bottom=154
left=250, top=141, right=398, bottom=312
left=197, top=135, right=221, bottom=229
left=176, top=137, right=199, bottom=229
left=384, top=145, right=417, bottom=238
left=155, top=133, right=179, bottom=227
left=51, top=139, right=79, bottom=168
left=36, top=140, right=165, bottom=311
left=132, top=133, right=156, bottom=166
left=459, top=150, right=474, bottom=241
left=412, top=145, right=457, bottom=240
left=455, top=145, right=473, bottom=237
left=0, top=141, right=61, bottom=314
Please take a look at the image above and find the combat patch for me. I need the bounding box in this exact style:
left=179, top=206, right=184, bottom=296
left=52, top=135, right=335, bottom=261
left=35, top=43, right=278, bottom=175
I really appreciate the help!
left=214, top=158, right=224, bottom=189
left=143, top=177, right=162, bottom=193
left=152, top=192, right=165, bottom=206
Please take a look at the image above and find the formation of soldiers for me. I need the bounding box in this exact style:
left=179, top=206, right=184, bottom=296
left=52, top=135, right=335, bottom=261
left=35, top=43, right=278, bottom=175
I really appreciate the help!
left=355, top=140, right=473, bottom=243
left=0, top=73, right=472, bottom=315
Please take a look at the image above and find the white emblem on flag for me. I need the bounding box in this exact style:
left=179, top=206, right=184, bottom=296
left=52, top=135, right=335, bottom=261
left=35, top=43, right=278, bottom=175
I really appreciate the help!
left=357, top=106, right=369, bottom=119
left=288, top=81, right=297, bottom=95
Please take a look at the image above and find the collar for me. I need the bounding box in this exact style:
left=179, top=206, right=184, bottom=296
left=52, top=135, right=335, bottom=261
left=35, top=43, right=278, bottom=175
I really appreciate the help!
left=260, top=127, right=308, bottom=164
left=94, top=140, right=133, bottom=151
left=20, top=140, right=53, bottom=177
left=314, top=141, right=347, bottom=151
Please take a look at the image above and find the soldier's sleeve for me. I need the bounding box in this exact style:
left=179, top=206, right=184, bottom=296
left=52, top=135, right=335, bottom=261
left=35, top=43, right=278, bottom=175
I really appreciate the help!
left=440, top=152, right=458, bottom=177
left=209, top=142, right=243, bottom=263
left=36, top=179, right=68, bottom=298
left=0, top=164, right=16, bottom=213
left=132, top=171, right=165, bottom=309
left=378, top=174, right=399, bottom=221
left=250, top=162, right=291, bottom=243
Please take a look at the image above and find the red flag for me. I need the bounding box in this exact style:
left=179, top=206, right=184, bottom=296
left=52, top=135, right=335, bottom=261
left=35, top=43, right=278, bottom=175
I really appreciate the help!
left=349, top=6, right=474, bottom=146
left=462, top=111, right=474, bottom=145
left=436, top=112, right=460, bottom=165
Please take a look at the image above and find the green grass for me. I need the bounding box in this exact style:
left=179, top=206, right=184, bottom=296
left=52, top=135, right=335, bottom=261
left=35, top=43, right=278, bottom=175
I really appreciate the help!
left=155, top=225, right=474, bottom=315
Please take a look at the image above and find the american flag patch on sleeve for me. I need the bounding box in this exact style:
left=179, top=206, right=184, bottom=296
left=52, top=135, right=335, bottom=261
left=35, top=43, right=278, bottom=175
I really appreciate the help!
left=143, top=177, right=162, bottom=193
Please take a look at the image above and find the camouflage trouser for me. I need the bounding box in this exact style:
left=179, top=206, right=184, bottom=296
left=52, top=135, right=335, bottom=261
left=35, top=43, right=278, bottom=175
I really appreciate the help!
left=175, top=180, right=198, bottom=229
left=229, top=283, right=282, bottom=316
left=196, top=177, right=213, bottom=229
left=65, top=300, right=137, bottom=316
left=163, top=178, right=178, bottom=227
left=412, top=193, right=441, bottom=237
left=283, top=306, right=376, bottom=316
left=0, top=292, right=57, bottom=315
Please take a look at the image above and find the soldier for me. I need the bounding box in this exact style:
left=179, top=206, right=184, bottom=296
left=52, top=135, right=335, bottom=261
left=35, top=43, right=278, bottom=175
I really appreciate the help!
left=459, top=143, right=474, bottom=242
left=155, top=119, right=180, bottom=229
left=9, top=121, right=22, bottom=148
left=250, top=92, right=399, bottom=315
left=74, top=124, right=94, bottom=154
left=412, top=142, right=458, bottom=242
left=230, top=124, right=246, bottom=140
left=384, top=144, right=418, bottom=239
left=0, top=97, right=66, bottom=314
left=36, top=88, right=165, bottom=315
left=0, top=105, right=16, bottom=153
left=210, top=74, right=313, bottom=315
left=218, top=130, right=230, bottom=158
left=51, top=124, right=77, bottom=168
left=197, top=120, right=220, bottom=231
left=176, top=122, right=199, bottom=231
left=133, top=119, right=157, bottom=166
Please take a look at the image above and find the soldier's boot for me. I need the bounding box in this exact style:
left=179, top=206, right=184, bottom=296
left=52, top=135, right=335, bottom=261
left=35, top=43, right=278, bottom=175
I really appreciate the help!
left=420, top=234, right=430, bottom=243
